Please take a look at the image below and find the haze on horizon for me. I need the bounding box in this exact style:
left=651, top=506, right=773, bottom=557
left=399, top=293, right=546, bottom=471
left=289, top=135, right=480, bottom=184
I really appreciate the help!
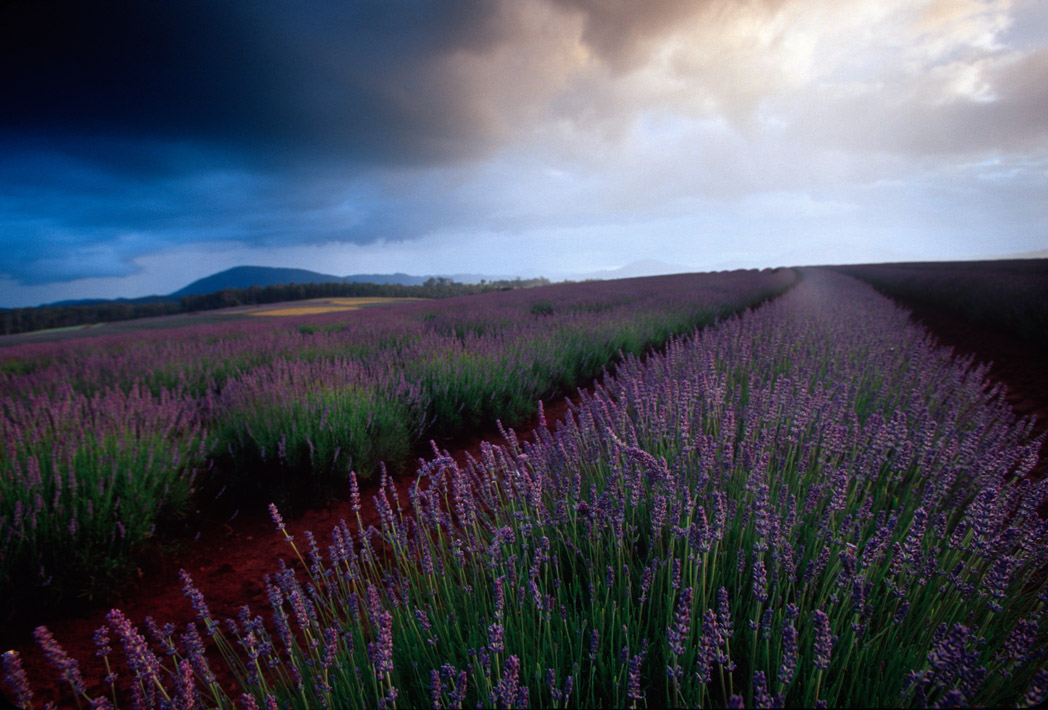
left=2, top=0, right=1046, bottom=308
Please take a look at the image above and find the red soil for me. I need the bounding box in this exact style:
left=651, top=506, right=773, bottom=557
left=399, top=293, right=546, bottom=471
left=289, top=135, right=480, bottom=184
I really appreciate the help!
left=4, top=296, right=1046, bottom=708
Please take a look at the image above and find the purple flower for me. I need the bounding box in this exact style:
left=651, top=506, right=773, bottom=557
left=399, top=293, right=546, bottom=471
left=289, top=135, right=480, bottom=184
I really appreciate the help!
left=690, top=506, right=711, bottom=553
left=760, top=606, right=774, bottom=641
left=494, top=576, right=506, bottom=619
left=1, top=650, right=33, bottom=709
left=180, top=622, right=216, bottom=686
left=321, top=626, right=340, bottom=671
left=496, top=655, right=521, bottom=708
left=717, top=587, right=734, bottom=639
left=753, top=670, right=773, bottom=708
left=985, top=555, right=1013, bottom=613
left=1023, top=669, right=1048, bottom=707
left=626, top=642, right=647, bottom=703
left=92, top=625, right=112, bottom=659
left=562, top=675, right=574, bottom=704
left=694, top=609, right=722, bottom=683
left=180, top=569, right=215, bottom=635
left=268, top=503, right=285, bottom=532
left=813, top=610, right=837, bottom=671
left=488, top=623, right=505, bottom=655
left=998, top=618, right=1040, bottom=675
left=893, top=599, right=911, bottom=625
left=350, top=471, right=362, bottom=513
left=107, top=609, right=162, bottom=687
left=430, top=669, right=442, bottom=708
left=667, top=587, right=693, bottom=658
left=369, top=610, right=394, bottom=677
left=175, top=658, right=197, bottom=710
left=33, top=626, right=85, bottom=695
left=779, top=623, right=798, bottom=686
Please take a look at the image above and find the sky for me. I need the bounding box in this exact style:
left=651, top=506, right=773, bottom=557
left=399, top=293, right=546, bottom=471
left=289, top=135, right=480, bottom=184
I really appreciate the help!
left=1, top=0, right=1046, bottom=308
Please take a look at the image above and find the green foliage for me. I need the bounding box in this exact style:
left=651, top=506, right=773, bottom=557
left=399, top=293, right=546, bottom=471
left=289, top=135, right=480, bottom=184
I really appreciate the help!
left=530, top=301, right=555, bottom=316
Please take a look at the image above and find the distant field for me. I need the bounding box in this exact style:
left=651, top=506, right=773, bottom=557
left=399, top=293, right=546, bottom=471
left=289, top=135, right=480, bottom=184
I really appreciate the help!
left=0, top=296, right=426, bottom=347
left=247, top=296, right=426, bottom=317
left=828, top=258, right=1048, bottom=346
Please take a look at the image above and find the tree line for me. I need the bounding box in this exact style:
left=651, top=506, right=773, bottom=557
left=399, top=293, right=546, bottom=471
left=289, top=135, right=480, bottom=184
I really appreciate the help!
left=0, top=276, right=551, bottom=336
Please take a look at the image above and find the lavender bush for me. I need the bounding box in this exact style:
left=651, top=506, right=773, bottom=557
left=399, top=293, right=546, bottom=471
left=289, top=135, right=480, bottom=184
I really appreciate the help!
left=0, top=269, right=794, bottom=615
left=10, top=268, right=1047, bottom=708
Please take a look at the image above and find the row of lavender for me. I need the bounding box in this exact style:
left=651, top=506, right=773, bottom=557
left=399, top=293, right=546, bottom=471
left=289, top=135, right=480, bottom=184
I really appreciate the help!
left=8, top=268, right=1046, bottom=708
left=829, top=258, right=1048, bottom=346
left=0, top=269, right=796, bottom=619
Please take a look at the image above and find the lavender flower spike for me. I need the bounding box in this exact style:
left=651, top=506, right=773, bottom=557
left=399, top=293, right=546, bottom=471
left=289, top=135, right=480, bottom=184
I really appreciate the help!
left=33, top=626, right=86, bottom=695
left=813, top=609, right=837, bottom=671
left=779, top=622, right=798, bottom=686
left=1, top=650, right=33, bottom=709
left=1022, top=669, right=1048, bottom=708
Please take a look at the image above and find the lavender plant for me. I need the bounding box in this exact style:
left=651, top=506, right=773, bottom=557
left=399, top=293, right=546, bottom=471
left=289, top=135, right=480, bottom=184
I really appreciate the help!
left=1, top=270, right=794, bottom=618
left=10, top=268, right=1046, bottom=708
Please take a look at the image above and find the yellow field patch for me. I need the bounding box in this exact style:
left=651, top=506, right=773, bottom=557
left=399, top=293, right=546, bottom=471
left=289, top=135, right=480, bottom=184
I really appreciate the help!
left=249, top=297, right=425, bottom=317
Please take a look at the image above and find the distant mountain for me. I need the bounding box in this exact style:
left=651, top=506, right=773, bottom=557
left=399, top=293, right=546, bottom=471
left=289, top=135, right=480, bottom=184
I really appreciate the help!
left=171, top=266, right=347, bottom=297
left=341, top=272, right=429, bottom=286
left=171, top=266, right=517, bottom=297
left=565, top=259, right=695, bottom=281
left=979, top=248, right=1048, bottom=260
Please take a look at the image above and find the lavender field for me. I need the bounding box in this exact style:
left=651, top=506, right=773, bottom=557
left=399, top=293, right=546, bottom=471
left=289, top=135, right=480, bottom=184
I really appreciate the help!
left=5, top=268, right=1046, bottom=708
left=830, top=259, right=1048, bottom=347
left=0, top=269, right=794, bottom=620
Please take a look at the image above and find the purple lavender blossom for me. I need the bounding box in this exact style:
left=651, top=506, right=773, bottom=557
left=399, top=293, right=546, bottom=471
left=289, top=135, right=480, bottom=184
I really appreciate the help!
left=107, top=609, right=163, bottom=688
left=180, top=569, right=215, bottom=635
left=813, top=610, right=837, bottom=671
left=496, top=655, right=522, bottom=708
left=1023, top=669, right=1048, bottom=707
left=779, top=622, right=798, bottom=686
left=369, top=610, right=395, bottom=677
left=92, top=625, right=111, bottom=659
left=717, top=587, right=734, bottom=639
left=175, top=658, right=197, bottom=710
left=430, top=669, right=442, bottom=708
left=1, top=650, right=32, bottom=709
left=488, top=623, right=505, bottom=655
left=180, top=622, right=216, bottom=686
left=33, top=626, right=85, bottom=695
left=985, top=555, right=1013, bottom=613
left=626, top=643, right=647, bottom=704
left=998, top=618, right=1041, bottom=675
left=753, top=670, right=773, bottom=708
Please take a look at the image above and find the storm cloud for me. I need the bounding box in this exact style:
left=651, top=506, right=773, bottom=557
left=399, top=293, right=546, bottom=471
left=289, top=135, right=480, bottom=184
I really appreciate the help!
left=1, top=0, right=1046, bottom=304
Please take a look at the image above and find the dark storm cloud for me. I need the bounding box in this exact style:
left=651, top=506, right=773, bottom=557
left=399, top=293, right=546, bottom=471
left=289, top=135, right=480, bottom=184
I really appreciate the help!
left=0, top=0, right=515, bottom=165
left=1, top=0, right=527, bottom=285
left=0, top=135, right=467, bottom=284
